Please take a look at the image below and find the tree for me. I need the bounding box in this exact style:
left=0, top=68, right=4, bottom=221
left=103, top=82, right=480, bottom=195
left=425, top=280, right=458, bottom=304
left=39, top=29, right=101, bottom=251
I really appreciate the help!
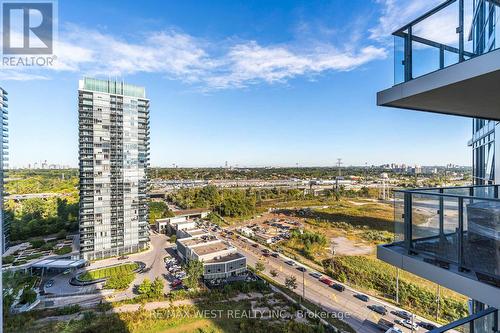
left=285, top=276, right=297, bottom=290
left=255, top=261, right=266, bottom=274
left=151, top=277, right=164, bottom=297
left=270, top=269, right=278, bottom=278
left=184, top=260, right=204, bottom=289
left=137, top=278, right=152, bottom=295
left=19, top=288, right=37, bottom=305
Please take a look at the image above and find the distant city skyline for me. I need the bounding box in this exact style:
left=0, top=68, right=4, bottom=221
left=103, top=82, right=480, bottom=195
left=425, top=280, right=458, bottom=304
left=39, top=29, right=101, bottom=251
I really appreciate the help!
left=3, top=0, right=471, bottom=168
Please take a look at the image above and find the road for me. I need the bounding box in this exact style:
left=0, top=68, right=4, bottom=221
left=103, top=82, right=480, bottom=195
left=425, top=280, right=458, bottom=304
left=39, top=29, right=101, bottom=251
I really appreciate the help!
left=226, top=233, right=436, bottom=333
left=43, top=233, right=174, bottom=305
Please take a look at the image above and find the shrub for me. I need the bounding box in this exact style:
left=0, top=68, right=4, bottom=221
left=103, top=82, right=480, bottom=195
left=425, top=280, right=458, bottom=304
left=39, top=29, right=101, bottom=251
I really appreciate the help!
left=3, top=255, right=15, bottom=264
left=54, top=246, right=72, bottom=255
left=19, top=288, right=37, bottom=305
left=30, top=239, right=45, bottom=248
left=105, top=274, right=134, bottom=290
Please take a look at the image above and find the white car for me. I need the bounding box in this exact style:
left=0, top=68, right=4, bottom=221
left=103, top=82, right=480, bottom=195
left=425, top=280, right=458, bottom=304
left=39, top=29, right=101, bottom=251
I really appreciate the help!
left=385, top=328, right=403, bottom=333
left=398, top=319, right=419, bottom=330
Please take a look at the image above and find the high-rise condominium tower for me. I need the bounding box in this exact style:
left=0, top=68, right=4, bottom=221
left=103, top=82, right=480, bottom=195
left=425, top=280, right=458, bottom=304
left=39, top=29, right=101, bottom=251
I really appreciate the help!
left=0, top=87, right=8, bottom=254
left=78, top=78, right=150, bottom=260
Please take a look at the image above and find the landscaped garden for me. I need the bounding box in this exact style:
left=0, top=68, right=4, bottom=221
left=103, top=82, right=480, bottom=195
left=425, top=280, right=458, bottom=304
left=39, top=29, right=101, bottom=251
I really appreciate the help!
left=78, top=263, right=140, bottom=282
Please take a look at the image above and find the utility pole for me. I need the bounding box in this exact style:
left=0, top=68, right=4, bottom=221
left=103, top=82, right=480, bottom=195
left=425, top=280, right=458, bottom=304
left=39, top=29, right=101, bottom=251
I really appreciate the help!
left=335, top=158, right=343, bottom=194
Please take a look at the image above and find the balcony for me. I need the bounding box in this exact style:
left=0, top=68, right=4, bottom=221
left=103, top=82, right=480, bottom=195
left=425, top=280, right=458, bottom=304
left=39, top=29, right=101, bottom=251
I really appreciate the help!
left=377, top=0, right=500, bottom=120
left=378, top=184, right=500, bottom=308
left=428, top=307, right=498, bottom=332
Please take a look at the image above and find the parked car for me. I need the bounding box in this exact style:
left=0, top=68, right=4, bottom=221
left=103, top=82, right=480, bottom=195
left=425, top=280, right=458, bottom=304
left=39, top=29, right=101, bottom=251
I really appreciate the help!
left=368, top=305, right=387, bottom=315
left=392, top=310, right=413, bottom=320
left=118, top=255, right=129, bottom=260
left=331, top=283, right=345, bottom=292
left=284, top=260, right=296, bottom=266
left=261, top=249, right=270, bottom=254
left=171, top=279, right=182, bottom=287
left=309, top=272, right=322, bottom=279
left=296, top=266, right=307, bottom=272
left=385, top=328, right=403, bottom=333
left=252, top=243, right=259, bottom=248
left=418, top=322, right=437, bottom=330
left=353, top=294, right=369, bottom=302
left=397, top=319, right=419, bottom=331
left=45, top=280, right=54, bottom=288
left=319, top=277, right=334, bottom=286
left=271, top=252, right=279, bottom=258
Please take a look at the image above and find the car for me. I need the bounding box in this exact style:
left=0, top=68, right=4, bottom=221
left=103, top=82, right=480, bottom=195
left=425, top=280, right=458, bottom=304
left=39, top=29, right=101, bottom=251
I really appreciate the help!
left=252, top=243, right=259, bottom=248
left=118, top=255, right=129, bottom=260
left=418, top=322, right=437, bottom=330
left=45, top=280, right=54, bottom=288
left=392, top=310, right=413, bottom=320
left=331, top=283, right=345, bottom=292
left=171, top=279, right=182, bottom=287
left=368, top=305, right=387, bottom=315
left=309, top=272, right=322, bottom=279
left=353, top=294, right=369, bottom=302
left=319, top=277, right=334, bottom=286
left=284, top=260, right=296, bottom=266
left=397, top=319, right=419, bottom=330
left=385, top=328, right=403, bottom=333
left=63, top=269, right=71, bottom=275
left=296, top=266, right=307, bottom=272
left=263, top=253, right=270, bottom=257
left=261, top=249, right=270, bottom=254
left=271, top=252, right=279, bottom=258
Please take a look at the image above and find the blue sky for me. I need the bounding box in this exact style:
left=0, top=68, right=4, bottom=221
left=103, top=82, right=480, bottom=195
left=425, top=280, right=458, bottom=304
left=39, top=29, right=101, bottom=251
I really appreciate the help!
left=2, top=0, right=471, bottom=168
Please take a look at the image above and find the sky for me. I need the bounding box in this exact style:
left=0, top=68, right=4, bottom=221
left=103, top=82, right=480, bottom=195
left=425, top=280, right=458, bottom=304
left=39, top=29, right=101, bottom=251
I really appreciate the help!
left=1, top=0, right=472, bottom=168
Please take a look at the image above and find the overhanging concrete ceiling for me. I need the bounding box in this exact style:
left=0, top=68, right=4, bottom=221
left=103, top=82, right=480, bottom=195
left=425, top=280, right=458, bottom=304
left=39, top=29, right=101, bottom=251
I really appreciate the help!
left=377, top=48, right=500, bottom=121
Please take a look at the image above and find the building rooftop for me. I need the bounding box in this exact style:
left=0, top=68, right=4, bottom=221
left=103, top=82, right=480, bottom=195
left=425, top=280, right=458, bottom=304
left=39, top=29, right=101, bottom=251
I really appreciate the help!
left=205, top=252, right=245, bottom=264
left=185, top=229, right=208, bottom=237
left=192, top=241, right=232, bottom=256
left=178, top=235, right=218, bottom=247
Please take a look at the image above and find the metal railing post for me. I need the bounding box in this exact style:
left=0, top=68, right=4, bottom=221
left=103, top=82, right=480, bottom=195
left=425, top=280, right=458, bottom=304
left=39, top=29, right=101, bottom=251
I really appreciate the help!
left=439, top=188, right=444, bottom=237
left=439, top=45, right=445, bottom=69
left=458, top=197, right=464, bottom=270
left=404, top=26, right=413, bottom=82
left=458, top=0, right=464, bottom=62
left=404, top=192, right=413, bottom=252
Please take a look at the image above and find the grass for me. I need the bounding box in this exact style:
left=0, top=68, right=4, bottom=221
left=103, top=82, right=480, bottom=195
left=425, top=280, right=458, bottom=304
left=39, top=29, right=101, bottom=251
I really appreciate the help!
left=78, top=263, right=139, bottom=282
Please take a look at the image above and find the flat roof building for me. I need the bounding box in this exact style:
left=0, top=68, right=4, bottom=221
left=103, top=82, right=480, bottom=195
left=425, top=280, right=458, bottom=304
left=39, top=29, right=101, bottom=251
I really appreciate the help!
left=176, top=233, right=246, bottom=280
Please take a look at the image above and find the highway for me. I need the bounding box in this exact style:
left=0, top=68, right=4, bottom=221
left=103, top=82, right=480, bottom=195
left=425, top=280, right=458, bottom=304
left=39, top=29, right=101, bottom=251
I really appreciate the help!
left=225, top=233, right=437, bottom=333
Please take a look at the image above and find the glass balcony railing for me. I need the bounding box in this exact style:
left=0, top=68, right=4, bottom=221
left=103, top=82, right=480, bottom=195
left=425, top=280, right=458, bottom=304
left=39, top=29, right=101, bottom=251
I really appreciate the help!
left=428, top=307, right=498, bottom=332
left=394, top=185, right=500, bottom=286
left=394, top=0, right=500, bottom=84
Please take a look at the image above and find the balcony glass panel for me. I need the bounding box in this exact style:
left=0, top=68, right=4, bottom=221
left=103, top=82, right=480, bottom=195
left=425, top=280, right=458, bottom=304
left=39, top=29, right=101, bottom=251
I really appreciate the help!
left=394, top=190, right=405, bottom=242
left=393, top=0, right=500, bottom=84
left=393, top=185, right=500, bottom=282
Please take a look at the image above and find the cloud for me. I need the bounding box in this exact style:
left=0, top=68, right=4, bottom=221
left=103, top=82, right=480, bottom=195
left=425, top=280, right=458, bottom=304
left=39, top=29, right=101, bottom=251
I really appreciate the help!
left=369, top=0, right=444, bottom=42
left=1, top=23, right=387, bottom=89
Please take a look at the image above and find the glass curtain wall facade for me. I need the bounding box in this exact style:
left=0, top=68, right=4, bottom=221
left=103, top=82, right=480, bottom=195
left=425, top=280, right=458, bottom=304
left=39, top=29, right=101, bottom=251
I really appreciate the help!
left=471, top=0, right=499, bottom=185
left=0, top=87, right=8, bottom=254
left=78, top=78, right=150, bottom=260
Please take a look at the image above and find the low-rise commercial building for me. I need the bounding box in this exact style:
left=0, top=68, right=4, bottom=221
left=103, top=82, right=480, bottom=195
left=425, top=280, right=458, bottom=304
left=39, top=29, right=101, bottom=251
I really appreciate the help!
left=176, top=234, right=246, bottom=280
left=156, top=208, right=210, bottom=235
